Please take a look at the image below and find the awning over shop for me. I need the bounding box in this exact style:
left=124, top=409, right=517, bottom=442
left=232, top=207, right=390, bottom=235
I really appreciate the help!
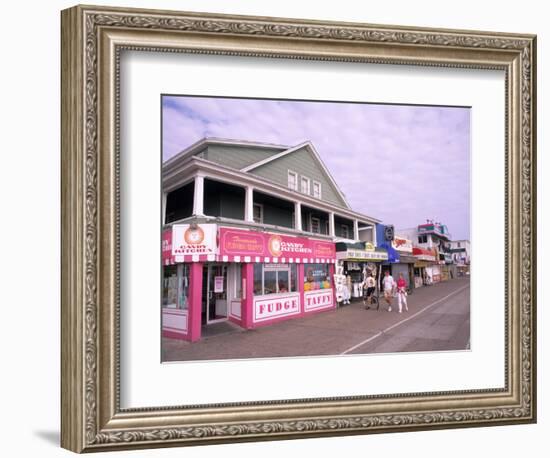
left=163, top=224, right=337, bottom=264
left=335, top=242, right=388, bottom=262
left=397, top=254, right=417, bottom=264
left=218, top=227, right=336, bottom=263
left=378, top=241, right=400, bottom=263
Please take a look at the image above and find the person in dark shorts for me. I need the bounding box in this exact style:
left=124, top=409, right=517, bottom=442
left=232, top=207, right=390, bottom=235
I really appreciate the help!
left=363, top=273, right=376, bottom=309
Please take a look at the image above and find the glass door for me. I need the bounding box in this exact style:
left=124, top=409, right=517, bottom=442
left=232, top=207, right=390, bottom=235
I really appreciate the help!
left=207, top=264, right=228, bottom=324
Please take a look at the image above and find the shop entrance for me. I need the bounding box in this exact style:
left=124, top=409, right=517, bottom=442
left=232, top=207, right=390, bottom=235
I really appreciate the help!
left=201, top=264, right=228, bottom=325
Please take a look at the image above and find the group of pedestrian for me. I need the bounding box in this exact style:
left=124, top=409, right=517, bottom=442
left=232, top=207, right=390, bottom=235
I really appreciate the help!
left=362, top=270, right=409, bottom=313
left=382, top=271, right=409, bottom=313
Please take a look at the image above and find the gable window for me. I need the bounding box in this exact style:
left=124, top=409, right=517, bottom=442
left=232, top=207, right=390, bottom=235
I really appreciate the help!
left=301, top=176, right=310, bottom=195
left=341, top=224, right=350, bottom=239
left=253, top=203, right=263, bottom=224
left=288, top=170, right=298, bottom=191
left=313, top=181, right=322, bottom=199
left=310, top=216, right=321, bottom=234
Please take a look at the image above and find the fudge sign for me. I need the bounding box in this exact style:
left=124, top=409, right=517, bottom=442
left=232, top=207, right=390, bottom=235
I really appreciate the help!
left=253, top=293, right=301, bottom=322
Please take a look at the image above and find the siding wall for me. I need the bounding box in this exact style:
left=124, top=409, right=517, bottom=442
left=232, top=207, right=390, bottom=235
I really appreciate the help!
left=249, top=147, right=348, bottom=208
left=198, top=145, right=283, bottom=170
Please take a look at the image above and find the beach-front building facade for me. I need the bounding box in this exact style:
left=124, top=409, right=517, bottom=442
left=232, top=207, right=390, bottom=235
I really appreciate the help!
left=397, top=221, right=453, bottom=285
left=449, top=239, right=471, bottom=275
left=162, top=138, right=380, bottom=341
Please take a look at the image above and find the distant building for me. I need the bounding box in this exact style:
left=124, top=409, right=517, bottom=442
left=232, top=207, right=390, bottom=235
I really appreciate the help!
left=449, top=240, right=471, bottom=275
left=397, top=221, right=456, bottom=284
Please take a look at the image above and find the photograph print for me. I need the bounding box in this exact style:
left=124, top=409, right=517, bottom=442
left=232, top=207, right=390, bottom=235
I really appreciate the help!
left=161, top=95, right=471, bottom=363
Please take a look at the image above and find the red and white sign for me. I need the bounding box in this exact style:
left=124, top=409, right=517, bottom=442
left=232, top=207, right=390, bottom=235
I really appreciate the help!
left=172, top=224, right=217, bottom=257
left=219, top=227, right=336, bottom=263
left=304, top=289, right=334, bottom=312
left=162, top=228, right=175, bottom=265
left=253, top=293, right=301, bottom=323
left=392, top=236, right=413, bottom=253
left=412, top=247, right=436, bottom=261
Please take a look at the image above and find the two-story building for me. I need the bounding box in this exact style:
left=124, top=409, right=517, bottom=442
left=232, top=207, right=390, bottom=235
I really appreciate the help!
left=162, top=138, right=380, bottom=342
left=397, top=221, right=453, bottom=284
left=449, top=239, right=471, bottom=276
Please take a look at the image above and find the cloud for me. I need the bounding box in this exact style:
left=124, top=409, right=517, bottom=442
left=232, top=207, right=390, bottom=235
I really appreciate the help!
left=162, top=96, right=471, bottom=239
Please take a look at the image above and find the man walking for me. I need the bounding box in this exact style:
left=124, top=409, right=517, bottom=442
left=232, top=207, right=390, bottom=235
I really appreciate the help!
left=396, top=272, right=409, bottom=313
left=382, top=270, right=396, bottom=312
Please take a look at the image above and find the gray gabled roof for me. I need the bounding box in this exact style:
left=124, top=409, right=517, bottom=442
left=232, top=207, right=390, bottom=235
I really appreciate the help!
left=241, top=140, right=351, bottom=209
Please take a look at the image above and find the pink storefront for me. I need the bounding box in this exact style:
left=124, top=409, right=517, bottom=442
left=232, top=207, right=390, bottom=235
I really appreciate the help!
left=162, top=224, right=337, bottom=342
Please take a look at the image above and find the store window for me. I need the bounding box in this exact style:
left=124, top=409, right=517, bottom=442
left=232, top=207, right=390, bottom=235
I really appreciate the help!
left=253, top=263, right=297, bottom=296
left=303, top=263, right=331, bottom=291
left=162, top=264, right=189, bottom=309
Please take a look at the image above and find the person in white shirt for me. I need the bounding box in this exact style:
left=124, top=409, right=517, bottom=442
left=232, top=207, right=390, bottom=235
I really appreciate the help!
left=382, top=270, right=396, bottom=312
left=363, top=273, right=376, bottom=309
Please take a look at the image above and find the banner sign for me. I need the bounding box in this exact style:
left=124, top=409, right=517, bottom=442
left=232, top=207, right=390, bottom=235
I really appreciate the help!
left=162, top=228, right=175, bottom=265
left=219, top=227, right=336, bottom=262
left=412, top=247, right=436, bottom=262
left=392, top=236, right=413, bottom=253
left=336, top=249, right=388, bottom=261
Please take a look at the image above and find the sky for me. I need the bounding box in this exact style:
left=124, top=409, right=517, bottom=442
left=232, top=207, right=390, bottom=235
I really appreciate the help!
left=162, top=96, right=470, bottom=240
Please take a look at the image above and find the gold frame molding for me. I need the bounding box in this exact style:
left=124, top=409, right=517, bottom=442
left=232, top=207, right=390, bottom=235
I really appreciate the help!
left=61, top=4, right=537, bottom=453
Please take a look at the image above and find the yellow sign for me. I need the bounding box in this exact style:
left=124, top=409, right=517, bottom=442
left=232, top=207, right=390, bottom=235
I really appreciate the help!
left=364, top=242, right=375, bottom=252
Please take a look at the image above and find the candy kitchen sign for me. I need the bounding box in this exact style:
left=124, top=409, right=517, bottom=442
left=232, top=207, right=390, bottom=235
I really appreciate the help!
left=171, top=224, right=217, bottom=256
left=219, top=227, right=336, bottom=262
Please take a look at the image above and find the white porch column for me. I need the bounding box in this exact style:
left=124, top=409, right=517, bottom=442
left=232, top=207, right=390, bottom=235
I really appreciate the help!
left=372, top=224, right=377, bottom=246
left=353, top=219, right=359, bottom=241
left=192, top=174, right=204, bottom=216
left=329, top=212, right=335, bottom=237
left=161, top=192, right=167, bottom=225
left=295, top=202, right=302, bottom=231
left=245, top=185, right=254, bottom=222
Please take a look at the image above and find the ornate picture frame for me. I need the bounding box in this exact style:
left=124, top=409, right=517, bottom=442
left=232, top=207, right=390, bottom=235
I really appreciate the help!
left=61, top=4, right=536, bottom=453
